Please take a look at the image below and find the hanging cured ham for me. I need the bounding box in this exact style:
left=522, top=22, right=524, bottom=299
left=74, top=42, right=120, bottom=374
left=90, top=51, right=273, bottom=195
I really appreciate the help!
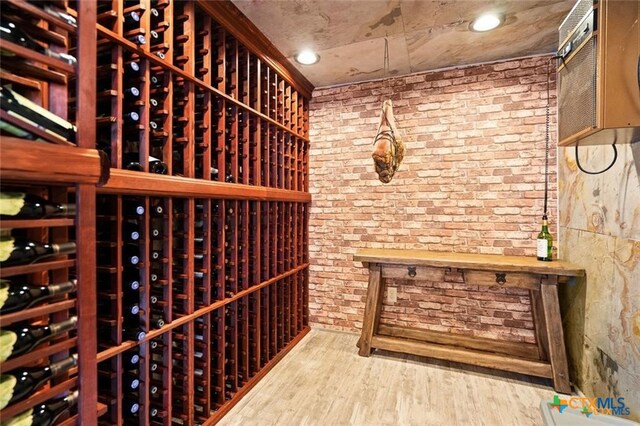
left=371, top=99, right=404, bottom=183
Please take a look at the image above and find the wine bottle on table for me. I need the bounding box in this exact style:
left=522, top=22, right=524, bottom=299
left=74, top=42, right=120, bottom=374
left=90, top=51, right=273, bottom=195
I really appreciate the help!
left=0, top=237, right=76, bottom=267
left=0, top=279, right=77, bottom=314
left=0, top=354, right=77, bottom=409
left=0, top=86, right=77, bottom=143
left=0, top=316, right=77, bottom=362
left=536, top=214, right=553, bottom=261
left=0, top=192, right=75, bottom=219
left=0, top=390, right=79, bottom=426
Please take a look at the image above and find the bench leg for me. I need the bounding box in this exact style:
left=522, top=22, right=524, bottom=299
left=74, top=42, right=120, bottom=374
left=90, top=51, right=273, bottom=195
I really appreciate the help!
left=358, top=264, right=384, bottom=357
left=540, top=277, right=571, bottom=394
left=530, top=289, right=550, bottom=361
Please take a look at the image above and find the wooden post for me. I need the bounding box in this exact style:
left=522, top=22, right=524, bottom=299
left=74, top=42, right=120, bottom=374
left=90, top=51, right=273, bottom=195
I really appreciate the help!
left=530, top=289, right=550, bottom=361
left=358, top=264, right=384, bottom=357
left=540, top=276, right=571, bottom=394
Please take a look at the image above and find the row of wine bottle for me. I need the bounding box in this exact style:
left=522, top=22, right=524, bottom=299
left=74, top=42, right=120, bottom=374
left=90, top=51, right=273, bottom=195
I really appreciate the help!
left=0, top=354, right=77, bottom=410
left=0, top=316, right=77, bottom=363
left=0, top=390, right=78, bottom=426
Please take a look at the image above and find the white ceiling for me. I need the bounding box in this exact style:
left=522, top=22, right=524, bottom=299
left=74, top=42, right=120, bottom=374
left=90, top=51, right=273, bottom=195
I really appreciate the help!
left=231, top=0, right=575, bottom=88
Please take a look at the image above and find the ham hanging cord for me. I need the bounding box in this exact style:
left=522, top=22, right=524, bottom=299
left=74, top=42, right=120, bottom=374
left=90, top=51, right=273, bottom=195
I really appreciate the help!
left=371, top=37, right=404, bottom=183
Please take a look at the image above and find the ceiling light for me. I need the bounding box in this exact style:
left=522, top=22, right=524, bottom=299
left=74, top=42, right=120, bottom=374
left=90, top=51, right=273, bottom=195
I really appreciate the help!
left=295, top=49, right=320, bottom=65
left=470, top=13, right=503, bottom=32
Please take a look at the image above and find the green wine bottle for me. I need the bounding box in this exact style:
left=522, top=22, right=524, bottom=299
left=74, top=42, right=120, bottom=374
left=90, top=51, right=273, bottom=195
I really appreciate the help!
left=536, top=214, right=553, bottom=261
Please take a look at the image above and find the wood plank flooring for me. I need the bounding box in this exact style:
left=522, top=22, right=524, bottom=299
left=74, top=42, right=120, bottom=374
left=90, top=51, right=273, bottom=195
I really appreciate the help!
left=218, top=328, right=567, bottom=426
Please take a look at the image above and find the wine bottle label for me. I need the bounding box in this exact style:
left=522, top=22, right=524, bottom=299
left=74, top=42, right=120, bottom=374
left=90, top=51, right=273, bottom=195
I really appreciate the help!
left=1, top=407, right=34, bottom=426
left=536, top=238, right=548, bottom=258
left=0, top=120, right=40, bottom=140
left=0, top=374, right=18, bottom=410
left=1, top=87, right=76, bottom=141
left=0, top=192, right=26, bottom=216
left=0, top=237, right=16, bottom=263
left=0, top=280, right=8, bottom=310
left=0, top=330, right=18, bottom=363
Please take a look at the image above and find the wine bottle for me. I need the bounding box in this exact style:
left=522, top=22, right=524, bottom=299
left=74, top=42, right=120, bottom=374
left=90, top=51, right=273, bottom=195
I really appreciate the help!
left=124, top=87, right=140, bottom=98
left=0, top=18, right=77, bottom=65
left=0, top=354, right=77, bottom=409
left=124, top=111, right=140, bottom=122
left=536, top=214, right=553, bottom=261
left=124, top=11, right=140, bottom=29
left=123, top=396, right=140, bottom=416
left=0, top=279, right=77, bottom=314
left=123, top=326, right=145, bottom=341
left=124, top=154, right=168, bottom=175
left=0, top=316, right=77, bottom=362
left=0, top=192, right=75, bottom=219
left=123, top=199, right=145, bottom=216
left=123, top=269, right=141, bottom=292
left=125, top=61, right=141, bottom=76
left=122, top=221, right=141, bottom=241
left=149, top=156, right=168, bottom=175
left=0, top=237, right=76, bottom=267
left=0, top=390, right=79, bottom=426
left=123, top=350, right=140, bottom=370
left=128, top=34, right=146, bottom=45
left=123, top=374, right=140, bottom=391
left=122, top=243, right=140, bottom=266
left=0, top=86, right=76, bottom=143
left=38, top=4, right=77, bottom=27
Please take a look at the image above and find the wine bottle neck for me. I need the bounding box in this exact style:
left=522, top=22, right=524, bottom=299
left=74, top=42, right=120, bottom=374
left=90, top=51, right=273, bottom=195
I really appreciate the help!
left=49, top=354, right=78, bottom=376
left=47, top=279, right=77, bottom=296
left=49, top=316, right=78, bottom=335
left=60, top=203, right=76, bottom=216
left=51, top=242, right=77, bottom=255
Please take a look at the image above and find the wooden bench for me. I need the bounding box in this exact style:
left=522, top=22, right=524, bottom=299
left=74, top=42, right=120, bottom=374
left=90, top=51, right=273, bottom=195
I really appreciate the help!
left=354, top=248, right=585, bottom=393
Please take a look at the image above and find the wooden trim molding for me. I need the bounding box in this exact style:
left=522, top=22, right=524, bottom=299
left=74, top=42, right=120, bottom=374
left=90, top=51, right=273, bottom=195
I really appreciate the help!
left=196, top=0, right=315, bottom=98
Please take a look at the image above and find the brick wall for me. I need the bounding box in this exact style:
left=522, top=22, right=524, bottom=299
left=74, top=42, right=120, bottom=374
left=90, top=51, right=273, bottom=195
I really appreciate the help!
left=308, top=56, right=557, bottom=343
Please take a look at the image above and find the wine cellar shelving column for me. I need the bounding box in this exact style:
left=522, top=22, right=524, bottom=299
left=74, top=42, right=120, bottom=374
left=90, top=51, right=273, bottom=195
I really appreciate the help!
left=0, top=1, right=103, bottom=424
left=92, top=0, right=312, bottom=425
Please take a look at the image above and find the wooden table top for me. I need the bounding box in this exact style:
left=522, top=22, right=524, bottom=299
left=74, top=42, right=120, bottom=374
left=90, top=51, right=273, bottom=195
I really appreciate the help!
left=354, top=248, right=585, bottom=277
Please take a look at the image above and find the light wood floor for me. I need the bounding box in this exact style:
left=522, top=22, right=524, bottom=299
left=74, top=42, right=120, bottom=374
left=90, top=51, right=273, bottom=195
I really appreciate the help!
left=219, top=328, right=563, bottom=426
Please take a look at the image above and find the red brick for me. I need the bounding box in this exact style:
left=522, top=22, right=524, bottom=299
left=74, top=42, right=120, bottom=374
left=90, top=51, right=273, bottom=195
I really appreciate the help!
left=308, top=56, right=557, bottom=342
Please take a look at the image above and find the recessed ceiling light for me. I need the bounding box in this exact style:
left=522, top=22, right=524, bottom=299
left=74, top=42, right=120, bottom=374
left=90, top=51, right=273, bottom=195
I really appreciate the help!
left=470, top=13, right=504, bottom=32
left=295, top=49, right=320, bottom=65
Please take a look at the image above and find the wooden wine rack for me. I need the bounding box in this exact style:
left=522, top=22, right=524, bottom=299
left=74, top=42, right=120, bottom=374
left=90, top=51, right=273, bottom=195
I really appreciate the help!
left=1, top=0, right=312, bottom=425
left=0, top=1, right=102, bottom=424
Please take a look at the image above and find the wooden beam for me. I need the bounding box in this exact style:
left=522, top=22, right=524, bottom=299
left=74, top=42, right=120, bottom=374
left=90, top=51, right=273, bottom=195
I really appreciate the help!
left=377, top=324, right=541, bottom=360
left=370, top=335, right=553, bottom=378
left=358, top=264, right=383, bottom=356
left=100, top=169, right=311, bottom=201
left=540, top=278, right=571, bottom=393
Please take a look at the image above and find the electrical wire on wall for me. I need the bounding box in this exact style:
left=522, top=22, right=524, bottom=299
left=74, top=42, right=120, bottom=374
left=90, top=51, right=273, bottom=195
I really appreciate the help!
left=574, top=138, right=618, bottom=174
